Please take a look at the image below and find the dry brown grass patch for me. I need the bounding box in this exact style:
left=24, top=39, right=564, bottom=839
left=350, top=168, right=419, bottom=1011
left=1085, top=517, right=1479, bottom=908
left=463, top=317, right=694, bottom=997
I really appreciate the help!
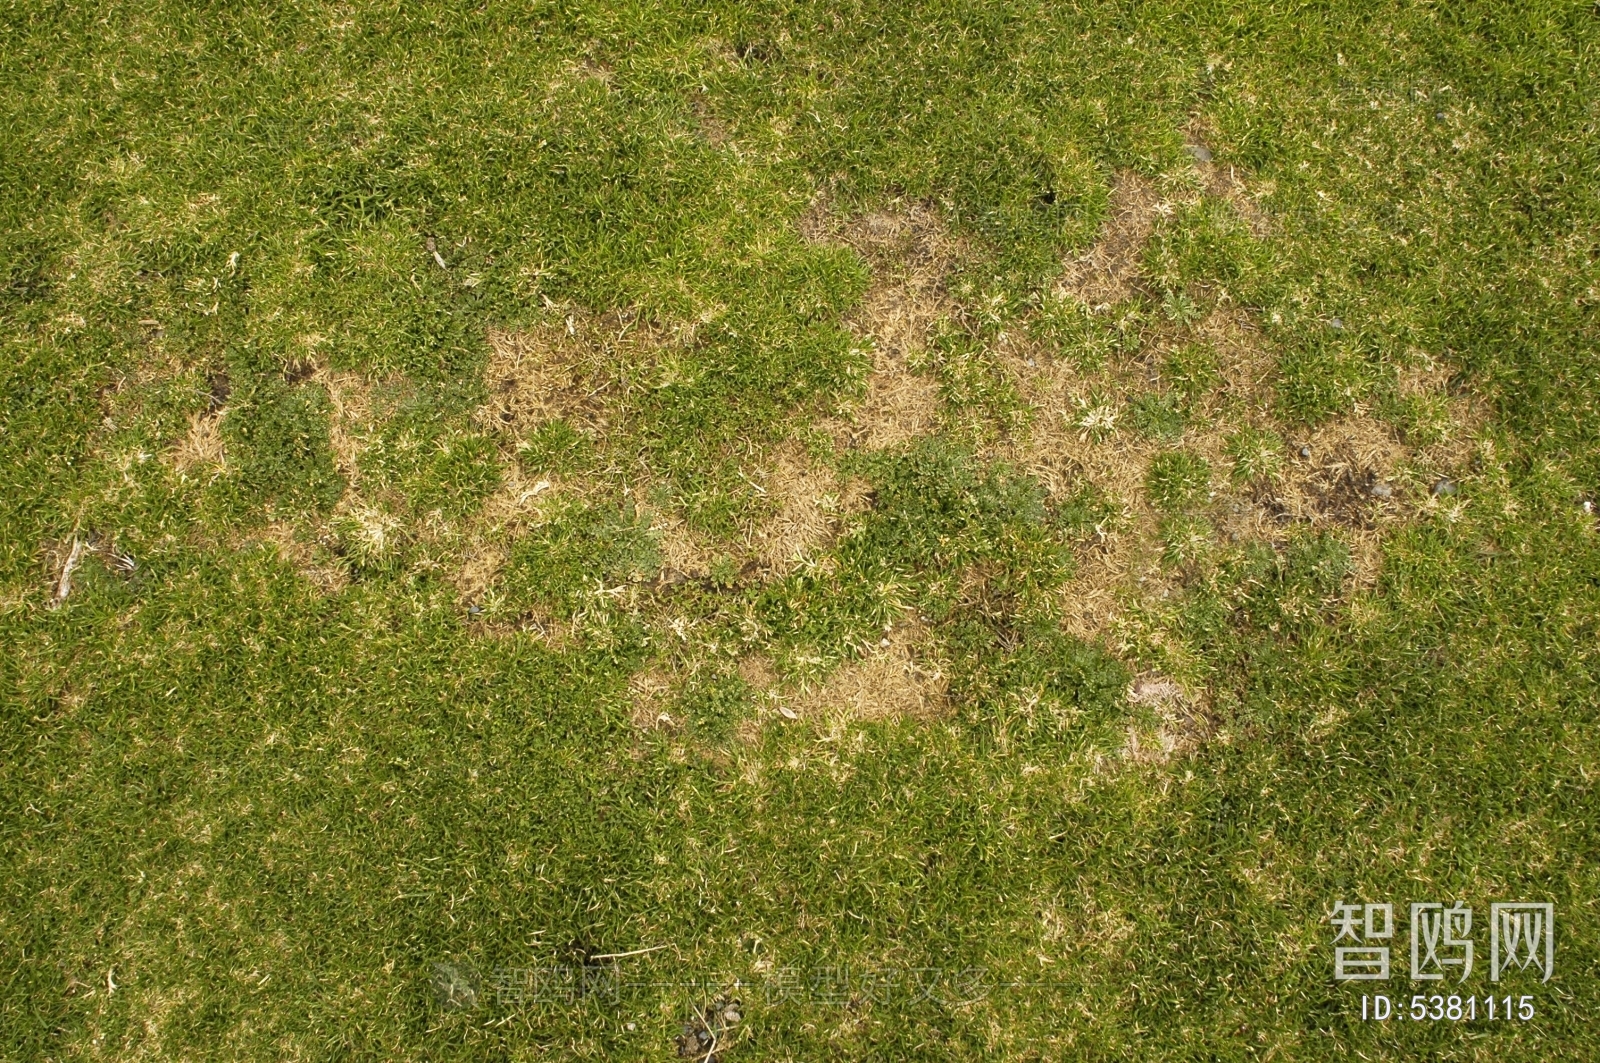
left=447, top=466, right=559, bottom=602
left=637, top=442, right=868, bottom=583
left=452, top=541, right=510, bottom=604
left=629, top=667, right=677, bottom=730
left=780, top=625, right=948, bottom=723
left=1123, top=672, right=1212, bottom=765
left=1191, top=305, right=1277, bottom=411
left=644, top=506, right=722, bottom=584
left=806, top=201, right=957, bottom=450
left=168, top=410, right=227, bottom=481
left=1055, top=173, right=1165, bottom=307
left=481, top=312, right=672, bottom=443
left=312, top=367, right=378, bottom=487
left=736, top=653, right=779, bottom=690
left=993, top=350, right=1171, bottom=644
left=1184, top=124, right=1273, bottom=236
left=1270, top=416, right=1411, bottom=530
left=744, top=441, right=871, bottom=571
left=255, top=520, right=347, bottom=595
left=998, top=288, right=1480, bottom=639
left=828, top=356, right=942, bottom=451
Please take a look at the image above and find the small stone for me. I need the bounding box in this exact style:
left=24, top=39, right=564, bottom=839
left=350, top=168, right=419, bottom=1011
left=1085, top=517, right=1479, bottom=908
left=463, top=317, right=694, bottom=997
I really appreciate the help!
left=1430, top=477, right=1457, bottom=497
left=722, top=1004, right=742, bottom=1024
left=626, top=1023, right=637, bottom=1032
left=1298, top=445, right=1312, bottom=460
left=1185, top=143, right=1213, bottom=163
left=1370, top=482, right=1393, bottom=499
left=1436, top=111, right=1447, bottom=120
left=1329, top=317, right=1344, bottom=330
left=1583, top=499, right=1594, bottom=514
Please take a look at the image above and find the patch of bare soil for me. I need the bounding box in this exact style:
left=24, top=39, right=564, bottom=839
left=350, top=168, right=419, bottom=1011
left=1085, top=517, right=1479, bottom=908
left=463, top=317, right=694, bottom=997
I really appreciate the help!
left=1054, top=173, right=1165, bottom=307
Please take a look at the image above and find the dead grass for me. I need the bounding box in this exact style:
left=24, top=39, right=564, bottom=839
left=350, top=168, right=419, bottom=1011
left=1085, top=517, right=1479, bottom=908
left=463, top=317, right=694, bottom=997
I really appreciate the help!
left=1054, top=173, right=1165, bottom=308
left=1189, top=151, right=1272, bottom=238
left=771, top=623, right=948, bottom=723
left=648, top=510, right=720, bottom=583
left=447, top=466, right=557, bottom=602
left=736, top=652, right=779, bottom=690
left=995, top=342, right=1175, bottom=641
left=312, top=367, right=378, bottom=489
left=1001, top=294, right=1477, bottom=643
left=636, top=440, right=870, bottom=584
left=168, top=410, right=227, bottom=481
left=628, top=666, right=677, bottom=730
left=1191, top=305, right=1278, bottom=412
left=991, top=157, right=1480, bottom=647
left=807, top=201, right=955, bottom=450
left=254, top=519, right=347, bottom=594
left=1122, top=672, right=1212, bottom=765
left=481, top=311, right=675, bottom=443
left=743, top=441, right=871, bottom=572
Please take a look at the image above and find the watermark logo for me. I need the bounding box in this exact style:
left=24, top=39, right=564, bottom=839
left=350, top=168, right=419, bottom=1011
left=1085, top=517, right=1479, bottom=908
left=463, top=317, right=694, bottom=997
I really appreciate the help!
left=1411, top=903, right=1473, bottom=982
left=1331, top=902, right=1393, bottom=980
left=1330, top=900, right=1554, bottom=983
left=1491, top=903, right=1554, bottom=983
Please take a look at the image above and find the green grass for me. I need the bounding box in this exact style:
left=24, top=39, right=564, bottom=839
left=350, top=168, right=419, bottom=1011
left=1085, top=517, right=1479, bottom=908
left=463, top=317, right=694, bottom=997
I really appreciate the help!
left=3, top=1, right=1599, bottom=1060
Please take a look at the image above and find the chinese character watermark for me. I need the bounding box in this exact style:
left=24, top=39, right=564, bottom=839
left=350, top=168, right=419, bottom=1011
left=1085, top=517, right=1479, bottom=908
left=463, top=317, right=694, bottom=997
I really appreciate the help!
left=1329, top=900, right=1554, bottom=984
left=1411, top=903, right=1473, bottom=982
left=1331, top=900, right=1393, bottom=980
left=1491, top=903, right=1554, bottom=983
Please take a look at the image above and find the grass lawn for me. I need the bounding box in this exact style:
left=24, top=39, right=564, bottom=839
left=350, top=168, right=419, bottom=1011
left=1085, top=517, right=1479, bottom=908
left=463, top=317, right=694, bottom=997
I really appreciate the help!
left=3, top=1, right=1598, bottom=1059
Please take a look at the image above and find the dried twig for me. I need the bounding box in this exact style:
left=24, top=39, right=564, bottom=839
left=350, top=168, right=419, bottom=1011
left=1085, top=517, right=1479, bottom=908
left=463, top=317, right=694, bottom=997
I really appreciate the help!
left=50, top=538, right=85, bottom=608
left=587, top=943, right=671, bottom=961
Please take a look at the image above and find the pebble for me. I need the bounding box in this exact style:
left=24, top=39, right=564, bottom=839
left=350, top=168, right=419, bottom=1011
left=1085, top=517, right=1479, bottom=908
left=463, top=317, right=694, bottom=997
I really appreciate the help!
left=1298, top=445, right=1312, bottom=459
left=1430, top=478, right=1457, bottom=497
left=1329, top=317, right=1344, bottom=330
left=626, top=1023, right=637, bottom=1032
left=723, top=1004, right=742, bottom=1025
left=1370, top=482, right=1393, bottom=499
left=1185, top=143, right=1213, bottom=163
